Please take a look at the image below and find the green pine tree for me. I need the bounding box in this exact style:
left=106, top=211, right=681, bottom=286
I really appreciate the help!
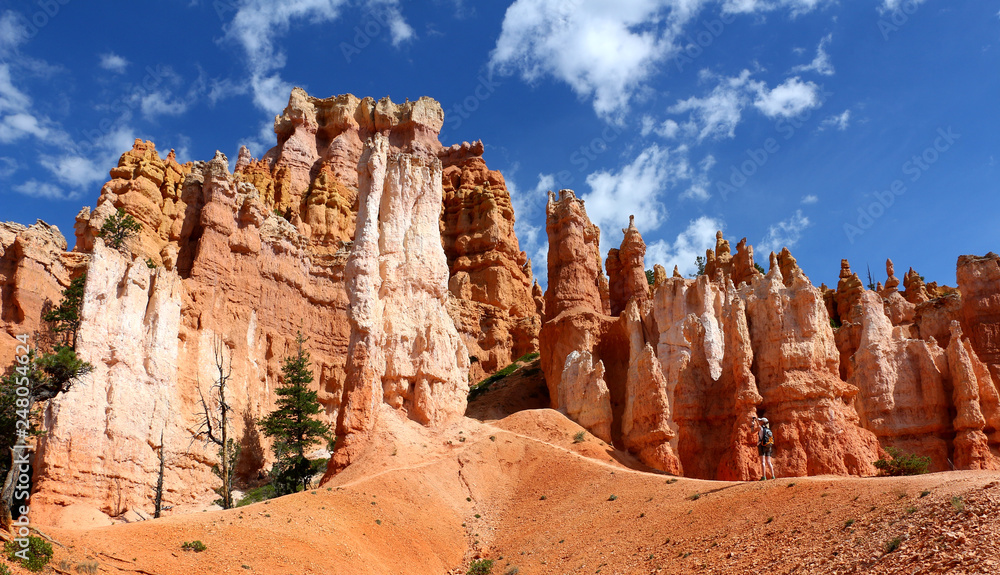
left=260, top=332, right=330, bottom=495
left=99, top=208, right=142, bottom=252
left=42, top=274, right=86, bottom=348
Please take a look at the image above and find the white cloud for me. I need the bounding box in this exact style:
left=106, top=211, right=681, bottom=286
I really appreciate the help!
left=13, top=180, right=78, bottom=201
left=642, top=115, right=680, bottom=139
left=723, top=0, right=831, bottom=17
left=582, top=144, right=677, bottom=248
left=0, top=11, right=27, bottom=57
left=39, top=155, right=109, bottom=187
left=0, top=157, right=16, bottom=178
left=791, top=34, right=834, bottom=76
left=224, top=0, right=413, bottom=112
left=758, top=209, right=810, bottom=255
left=141, top=91, right=189, bottom=118
left=681, top=153, right=716, bottom=201
left=752, top=76, right=822, bottom=118
left=491, top=0, right=707, bottom=119
left=670, top=70, right=753, bottom=142
left=819, top=109, right=851, bottom=131
left=0, top=63, right=31, bottom=113
left=645, top=216, right=724, bottom=277
left=801, top=194, right=818, bottom=204
left=879, top=0, right=926, bottom=14
left=99, top=53, right=130, bottom=74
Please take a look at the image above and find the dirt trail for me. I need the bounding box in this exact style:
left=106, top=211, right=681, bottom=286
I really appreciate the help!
left=3, top=409, right=998, bottom=575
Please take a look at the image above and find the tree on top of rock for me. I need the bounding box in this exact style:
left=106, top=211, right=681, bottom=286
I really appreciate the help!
left=99, top=208, right=141, bottom=252
left=260, top=332, right=330, bottom=495
left=42, top=273, right=86, bottom=349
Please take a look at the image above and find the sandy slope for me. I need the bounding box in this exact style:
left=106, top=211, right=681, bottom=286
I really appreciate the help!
left=1, top=405, right=997, bottom=575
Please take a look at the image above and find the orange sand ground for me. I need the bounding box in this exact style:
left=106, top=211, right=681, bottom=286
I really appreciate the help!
left=3, top=365, right=998, bottom=575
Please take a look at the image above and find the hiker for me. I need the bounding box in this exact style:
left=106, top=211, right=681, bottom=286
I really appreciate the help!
left=754, top=416, right=776, bottom=480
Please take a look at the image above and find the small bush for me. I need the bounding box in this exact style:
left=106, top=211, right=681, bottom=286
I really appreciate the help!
left=688, top=493, right=700, bottom=501
left=145, top=257, right=157, bottom=269
left=467, top=558, right=494, bottom=575
left=951, top=496, right=965, bottom=513
left=765, top=516, right=773, bottom=524
left=4, top=536, right=54, bottom=572
left=504, top=566, right=519, bottom=575
left=182, top=541, right=207, bottom=553
left=873, top=447, right=930, bottom=476
left=573, top=431, right=586, bottom=443
left=608, top=494, right=618, bottom=501
left=76, top=562, right=100, bottom=574
left=844, top=519, right=855, bottom=528
left=884, top=536, right=903, bottom=554
left=919, top=490, right=931, bottom=498
left=906, top=506, right=917, bottom=514
left=0, top=564, right=11, bottom=575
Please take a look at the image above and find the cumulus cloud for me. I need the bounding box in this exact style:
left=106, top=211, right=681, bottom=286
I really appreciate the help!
left=582, top=144, right=679, bottom=247
left=646, top=216, right=724, bottom=277
left=757, top=209, right=810, bottom=255
left=801, top=194, right=818, bottom=204
left=99, top=53, right=130, bottom=74
left=491, top=0, right=706, bottom=119
left=669, top=70, right=753, bottom=142
left=791, top=34, right=834, bottom=76
left=668, top=71, right=822, bottom=142
left=224, top=0, right=413, bottom=112
left=752, top=76, right=822, bottom=118
left=819, top=109, right=851, bottom=131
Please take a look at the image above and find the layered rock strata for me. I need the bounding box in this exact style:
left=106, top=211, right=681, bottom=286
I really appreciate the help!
left=1, top=89, right=537, bottom=519
left=333, top=135, right=469, bottom=469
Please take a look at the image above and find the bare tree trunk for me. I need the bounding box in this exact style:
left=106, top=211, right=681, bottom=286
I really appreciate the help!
left=0, top=447, right=18, bottom=532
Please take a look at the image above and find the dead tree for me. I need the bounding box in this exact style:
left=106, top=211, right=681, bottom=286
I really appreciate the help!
left=193, top=337, right=235, bottom=509
left=154, top=429, right=165, bottom=518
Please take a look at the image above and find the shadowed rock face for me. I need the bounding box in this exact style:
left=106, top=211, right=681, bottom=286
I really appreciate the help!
left=1, top=90, right=536, bottom=519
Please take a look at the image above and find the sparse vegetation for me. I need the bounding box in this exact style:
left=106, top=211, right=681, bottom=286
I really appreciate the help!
left=468, top=353, right=538, bottom=401
left=99, top=207, right=142, bottom=252
left=182, top=540, right=207, bottom=553
left=787, top=482, right=796, bottom=488
left=906, top=506, right=917, bottom=514
left=75, top=561, right=100, bottom=574
left=42, top=273, right=87, bottom=348
left=765, top=516, right=773, bottom=523
left=467, top=558, right=494, bottom=575
left=573, top=431, right=586, bottom=443
left=873, top=447, right=930, bottom=476
left=237, top=484, right=277, bottom=507
left=884, top=536, right=903, bottom=554
left=920, top=490, right=931, bottom=498
left=4, top=536, right=54, bottom=572
left=504, top=566, right=519, bottom=575
left=261, top=331, right=330, bottom=495
left=145, top=257, right=157, bottom=269
left=608, top=494, right=618, bottom=501
left=844, top=519, right=855, bottom=528
left=951, top=496, right=965, bottom=513
left=689, top=255, right=706, bottom=278
left=688, top=493, right=701, bottom=501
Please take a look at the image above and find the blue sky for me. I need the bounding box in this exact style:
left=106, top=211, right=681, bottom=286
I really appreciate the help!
left=0, top=0, right=997, bottom=289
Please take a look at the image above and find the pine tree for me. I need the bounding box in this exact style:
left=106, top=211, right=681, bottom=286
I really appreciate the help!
left=260, top=332, right=329, bottom=495
left=42, top=273, right=86, bottom=348
left=99, top=208, right=142, bottom=252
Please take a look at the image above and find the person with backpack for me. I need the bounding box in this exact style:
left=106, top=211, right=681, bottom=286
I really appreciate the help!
left=754, top=416, right=776, bottom=480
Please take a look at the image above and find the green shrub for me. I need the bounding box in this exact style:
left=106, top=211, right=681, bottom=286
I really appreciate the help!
left=0, top=563, right=11, bottom=575
left=99, top=208, right=142, bottom=252
left=844, top=519, right=855, bottom=528
left=951, top=496, right=965, bottom=513
left=237, top=484, right=276, bottom=507
left=572, top=431, right=586, bottom=443
left=181, top=541, right=207, bottom=553
left=515, top=352, right=540, bottom=363
left=920, top=490, right=931, bottom=498
left=467, top=558, right=494, bottom=575
left=608, top=494, right=618, bottom=501
left=884, top=536, right=902, bottom=554
left=873, top=447, right=930, bottom=476
left=4, top=536, right=54, bottom=572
